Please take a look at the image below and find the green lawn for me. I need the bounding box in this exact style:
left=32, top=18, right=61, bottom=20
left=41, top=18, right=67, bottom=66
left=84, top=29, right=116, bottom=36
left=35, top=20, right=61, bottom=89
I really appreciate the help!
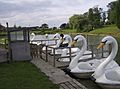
left=89, top=25, right=120, bottom=36
left=0, top=62, right=59, bottom=89
left=89, top=25, right=120, bottom=65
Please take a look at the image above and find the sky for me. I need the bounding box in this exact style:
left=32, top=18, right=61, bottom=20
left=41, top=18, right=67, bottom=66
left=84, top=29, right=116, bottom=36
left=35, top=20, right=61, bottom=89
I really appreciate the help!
left=0, top=0, right=116, bottom=27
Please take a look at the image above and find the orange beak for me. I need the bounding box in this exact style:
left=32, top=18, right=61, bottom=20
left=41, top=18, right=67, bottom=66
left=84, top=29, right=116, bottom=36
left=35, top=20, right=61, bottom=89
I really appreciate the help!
left=61, top=38, right=65, bottom=43
left=70, top=41, right=77, bottom=47
left=97, top=42, right=105, bottom=49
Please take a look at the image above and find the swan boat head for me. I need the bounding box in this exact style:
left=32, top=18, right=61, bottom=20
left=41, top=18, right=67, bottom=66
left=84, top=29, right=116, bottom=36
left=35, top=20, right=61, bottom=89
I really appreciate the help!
left=92, top=36, right=118, bottom=79
left=51, top=33, right=72, bottom=54
left=30, top=33, right=35, bottom=41
left=52, top=33, right=61, bottom=48
left=30, top=33, right=38, bottom=44
left=64, top=35, right=87, bottom=74
left=57, top=34, right=82, bottom=62
left=91, top=36, right=120, bottom=89
left=65, top=35, right=97, bottom=78
left=69, top=35, right=86, bottom=47
left=67, top=35, right=87, bottom=70
left=64, top=35, right=72, bottom=47
left=53, top=33, right=61, bottom=39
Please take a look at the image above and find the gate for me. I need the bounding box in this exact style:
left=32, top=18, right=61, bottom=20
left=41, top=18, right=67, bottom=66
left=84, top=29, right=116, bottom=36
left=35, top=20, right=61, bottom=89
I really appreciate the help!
left=7, top=23, right=31, bottom=61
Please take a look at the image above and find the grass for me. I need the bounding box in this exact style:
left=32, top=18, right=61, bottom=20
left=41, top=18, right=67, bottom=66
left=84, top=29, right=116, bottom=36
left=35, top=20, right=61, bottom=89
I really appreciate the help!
left=89, top=25, right=120, bottom=65
left=0, top=62, right=59, bottom=89
left=89, top=25, right=120, bottom=36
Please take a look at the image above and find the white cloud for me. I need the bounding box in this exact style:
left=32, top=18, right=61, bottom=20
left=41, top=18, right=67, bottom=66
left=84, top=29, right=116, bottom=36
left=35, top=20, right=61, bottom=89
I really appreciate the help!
left=0, top=0, right=117, bottom=27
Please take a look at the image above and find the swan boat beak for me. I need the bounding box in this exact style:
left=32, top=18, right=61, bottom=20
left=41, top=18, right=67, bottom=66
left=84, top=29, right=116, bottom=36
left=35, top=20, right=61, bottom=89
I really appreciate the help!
left=97, top=42, right=105, bottom=49
left=61, top=38, right=65, bottom=43
left=70, top=41, right=77, bottom=47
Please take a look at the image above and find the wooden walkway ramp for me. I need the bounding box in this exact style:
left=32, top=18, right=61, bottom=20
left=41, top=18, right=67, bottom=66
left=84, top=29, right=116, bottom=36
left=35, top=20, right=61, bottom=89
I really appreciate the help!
left=31, top=58, right=88, bottom=89
left=59, top=80, right=86, bottom=89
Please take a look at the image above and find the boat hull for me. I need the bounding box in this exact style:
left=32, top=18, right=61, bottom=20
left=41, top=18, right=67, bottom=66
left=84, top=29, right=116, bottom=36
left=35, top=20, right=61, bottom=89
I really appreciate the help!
left=72, top=71, right=94, bottom=79
left=98, top=83, right=120, bottom=89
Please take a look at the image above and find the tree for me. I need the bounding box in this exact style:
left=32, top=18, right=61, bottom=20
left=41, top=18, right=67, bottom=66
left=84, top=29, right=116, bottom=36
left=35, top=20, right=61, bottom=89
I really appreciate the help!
left=76, top=18, right=89, bottom=32
left=116, top=0, right=120, bottom=29
left=92, top=6, right=102, bottom=28
left=52, top=27, right=57, bottom=30
left=41, top=23, right=49, bottom=29
left=107, top=1, right=117, bottom=24
left=69, top=14, right=82, bottom=29
left=59, top=23, right=69, bottom=29
left=0, top=24, right=6, bottom=32
left=88, top=6, right=102, bottom=29
left=88, top=8, right=94, bottom=24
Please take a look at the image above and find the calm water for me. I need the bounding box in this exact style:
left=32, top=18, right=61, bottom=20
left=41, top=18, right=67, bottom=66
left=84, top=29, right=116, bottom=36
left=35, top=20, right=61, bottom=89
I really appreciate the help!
left=62, top=69, right=102, bottom=89
left=31, top=34, right=57, bottom=45
left=76, top=79, right=102, bottom=89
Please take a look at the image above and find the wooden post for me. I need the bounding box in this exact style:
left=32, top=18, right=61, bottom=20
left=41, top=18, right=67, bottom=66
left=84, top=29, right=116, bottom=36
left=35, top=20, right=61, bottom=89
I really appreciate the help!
left=4, top=39, right=7, bottom=49
left=6, top=22, right=12, bottom=62
left=102, top=47, right=104, bottom=58
left=91, top=45, right=94, bottom=58
left=53, top=48, right=55, bottom=67
left=45, top=45, right=48, bottom=62
left=90, top=45, right=94, bottom=59
left=69, top=47, right=72, bottom=62
left=39, top=44, right=42, bottom=59
left=86, top=34, right=89, bottom=50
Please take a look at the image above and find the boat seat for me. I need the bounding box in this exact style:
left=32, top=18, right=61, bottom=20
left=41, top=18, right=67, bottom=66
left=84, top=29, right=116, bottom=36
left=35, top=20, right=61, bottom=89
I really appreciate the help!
left=78, top=62, right=93, bottom=70
left=105, top=70, right=120, bottom=81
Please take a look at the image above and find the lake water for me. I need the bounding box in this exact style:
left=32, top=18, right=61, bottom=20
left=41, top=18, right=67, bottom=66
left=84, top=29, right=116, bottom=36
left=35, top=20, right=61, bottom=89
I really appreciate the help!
left=31, top=34, right=57, bottom=45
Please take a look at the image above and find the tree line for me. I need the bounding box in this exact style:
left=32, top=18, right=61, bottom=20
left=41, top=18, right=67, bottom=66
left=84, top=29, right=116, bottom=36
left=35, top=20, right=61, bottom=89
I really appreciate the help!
left=68, top=0, right=120, bottom=32
left=2, top=0, right=119, bottom=33
left=39, top=0, right=120, bottom=33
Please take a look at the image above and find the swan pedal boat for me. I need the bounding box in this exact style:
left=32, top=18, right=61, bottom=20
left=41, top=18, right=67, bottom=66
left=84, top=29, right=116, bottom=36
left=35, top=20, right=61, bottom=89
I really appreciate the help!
left=58, top=35, right=96, bottom=62
left=49, top=34, right=72, bottom=55
left=65, top=35, right=118, bottom=79
left=91, top=36, right=120, bottom=89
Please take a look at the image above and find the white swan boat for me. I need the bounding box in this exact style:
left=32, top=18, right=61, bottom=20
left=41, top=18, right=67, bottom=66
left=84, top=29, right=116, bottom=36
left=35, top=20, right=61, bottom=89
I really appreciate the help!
left=58, top=35, right=95, bottom=62
left=91, top=36, right=120, bottom=89
left=30, top=33, right=38, bottom=44
left=50, top=33, right=72, bottom=55
left=65, top=35, right=118, bottom=79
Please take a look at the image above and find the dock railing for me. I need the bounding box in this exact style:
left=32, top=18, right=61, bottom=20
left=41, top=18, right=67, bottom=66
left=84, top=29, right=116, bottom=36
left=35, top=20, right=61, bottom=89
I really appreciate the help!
left=30, top=43, right=111, bottom=68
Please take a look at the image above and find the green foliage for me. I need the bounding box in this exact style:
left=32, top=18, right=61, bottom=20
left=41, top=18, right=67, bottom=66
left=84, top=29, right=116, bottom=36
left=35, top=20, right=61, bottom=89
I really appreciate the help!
left=59, top=23, right=69, bottom=29
left=0, top=32, right=7, bottom=36
left=88, top=8, right=94, bottom=22
left=69, top=6, right=103, bottom=33
left=69, top=14, right=89, bottom=32
left=69, top=14, right=82, bottom=29
left=116, top=0, right=120, bottom=29
left=89, top=25, right=120, bottom=35
left=83, top=24, right=93, bottom=32
left=0, top=62, right=59, bottom=89
left=41, top=23, right=49, bottom=29
left=107, top=1, right=117, bottom=24
left=88, top=6, right=102, bottom=28
left=76, top=18, right=89, bottom=32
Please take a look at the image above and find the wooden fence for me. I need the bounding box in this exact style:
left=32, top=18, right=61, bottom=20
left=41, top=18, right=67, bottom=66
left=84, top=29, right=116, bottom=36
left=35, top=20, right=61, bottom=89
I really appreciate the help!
left=30, top=43, right=111, bottom=68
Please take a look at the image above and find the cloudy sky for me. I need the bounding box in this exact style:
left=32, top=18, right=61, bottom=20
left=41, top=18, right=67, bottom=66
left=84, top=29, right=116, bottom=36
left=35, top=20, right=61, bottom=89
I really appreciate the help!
left=0, top=0, right=116, bottom=27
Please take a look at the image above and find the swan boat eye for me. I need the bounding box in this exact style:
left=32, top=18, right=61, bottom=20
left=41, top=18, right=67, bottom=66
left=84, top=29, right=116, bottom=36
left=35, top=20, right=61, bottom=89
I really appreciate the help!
left=101, top=40, right=107, bottom=44
left=74, top=38, right=78, bottom=41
